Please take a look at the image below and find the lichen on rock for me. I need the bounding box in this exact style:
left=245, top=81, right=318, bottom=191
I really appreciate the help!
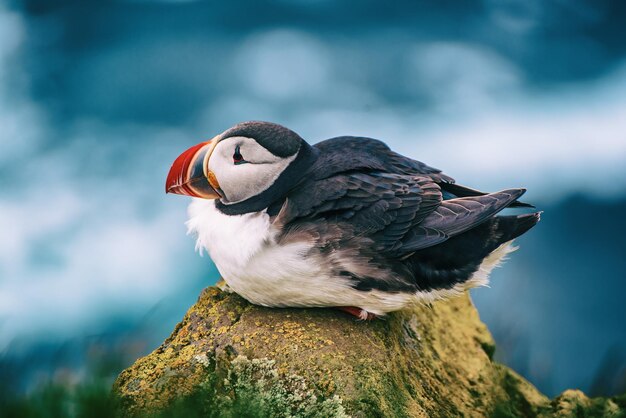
left=113, top=286, right=626, bottom=417
left=214, top=356, right=348, bottom=417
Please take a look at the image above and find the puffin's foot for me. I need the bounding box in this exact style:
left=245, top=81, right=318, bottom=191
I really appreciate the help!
left=337, top=306, right=377, bottom=320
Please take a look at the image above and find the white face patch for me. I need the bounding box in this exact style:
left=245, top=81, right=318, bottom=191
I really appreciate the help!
left=208, top=136, right=297, bottom=204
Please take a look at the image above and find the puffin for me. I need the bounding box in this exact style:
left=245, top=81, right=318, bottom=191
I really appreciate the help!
left=166, top=121, right=540, bottom=320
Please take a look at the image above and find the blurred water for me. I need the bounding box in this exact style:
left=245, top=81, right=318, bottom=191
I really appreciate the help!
left=1, top=0, right=625, bottom=398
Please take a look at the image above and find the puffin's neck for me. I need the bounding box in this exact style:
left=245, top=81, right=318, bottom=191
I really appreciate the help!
left=215, top=142, right=318, bottom=216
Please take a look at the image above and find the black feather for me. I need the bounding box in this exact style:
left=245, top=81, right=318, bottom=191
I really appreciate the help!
left=441, top=182, right=535, bottom=208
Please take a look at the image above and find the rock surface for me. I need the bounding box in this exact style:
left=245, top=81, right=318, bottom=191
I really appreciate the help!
left=114, top=286, right=626, bottom=417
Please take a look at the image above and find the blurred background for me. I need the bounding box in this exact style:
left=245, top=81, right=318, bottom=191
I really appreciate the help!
left=1, top=0, right=625, bottom=404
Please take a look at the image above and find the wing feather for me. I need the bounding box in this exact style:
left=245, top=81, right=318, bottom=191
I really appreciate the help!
left=279, top=172, right=526, bottom=256
left=280, top=172, right=443, bottom=254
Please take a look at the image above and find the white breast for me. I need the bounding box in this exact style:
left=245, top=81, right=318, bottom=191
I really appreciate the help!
left=186, top=199, right=358, bottom=308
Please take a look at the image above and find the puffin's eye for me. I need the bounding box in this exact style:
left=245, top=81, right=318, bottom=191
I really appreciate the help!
left=233, top=145, right=246, bottom=165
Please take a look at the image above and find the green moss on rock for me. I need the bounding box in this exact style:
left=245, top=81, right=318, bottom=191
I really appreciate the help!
left=113, top=286, right=626, bottom=417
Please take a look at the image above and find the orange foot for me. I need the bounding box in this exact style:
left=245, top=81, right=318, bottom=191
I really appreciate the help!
left=337, top=306, right=377, bottom=320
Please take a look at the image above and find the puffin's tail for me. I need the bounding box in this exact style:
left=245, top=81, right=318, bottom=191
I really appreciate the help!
left=406, top=211, right=541, bottom=302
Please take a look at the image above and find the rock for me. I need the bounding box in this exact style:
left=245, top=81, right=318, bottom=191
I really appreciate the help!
left=113, top=286, right=626, bottom=417
left=549, top=390, right=626, bottom=418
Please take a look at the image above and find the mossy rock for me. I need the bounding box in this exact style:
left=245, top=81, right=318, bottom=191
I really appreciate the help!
left=113, top=286, right=626, bottom=417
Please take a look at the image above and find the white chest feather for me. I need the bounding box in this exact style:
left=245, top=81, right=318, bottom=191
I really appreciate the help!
left=186, top=199, right=355, bottom=308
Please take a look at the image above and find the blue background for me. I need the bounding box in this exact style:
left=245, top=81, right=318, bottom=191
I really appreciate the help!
left=1, top=0, right=625, bottom=398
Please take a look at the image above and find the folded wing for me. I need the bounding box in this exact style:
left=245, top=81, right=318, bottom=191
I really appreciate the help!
left=277, top=169, right=527, bottom=256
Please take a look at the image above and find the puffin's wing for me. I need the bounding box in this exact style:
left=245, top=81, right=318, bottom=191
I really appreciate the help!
left=278, top=171, right=526, bottom=255
left=277, top=172, right=443, bottom=253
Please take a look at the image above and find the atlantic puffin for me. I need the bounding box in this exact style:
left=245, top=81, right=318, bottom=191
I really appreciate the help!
left=166, top=121, right=540, bottom=320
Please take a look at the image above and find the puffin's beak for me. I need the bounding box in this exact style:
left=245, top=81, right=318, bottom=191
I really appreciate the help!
left=165, top=137, right=222, bottom=199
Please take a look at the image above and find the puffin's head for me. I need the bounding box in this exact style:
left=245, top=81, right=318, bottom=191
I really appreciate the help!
left=166, top=121, right=306, bottom=204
